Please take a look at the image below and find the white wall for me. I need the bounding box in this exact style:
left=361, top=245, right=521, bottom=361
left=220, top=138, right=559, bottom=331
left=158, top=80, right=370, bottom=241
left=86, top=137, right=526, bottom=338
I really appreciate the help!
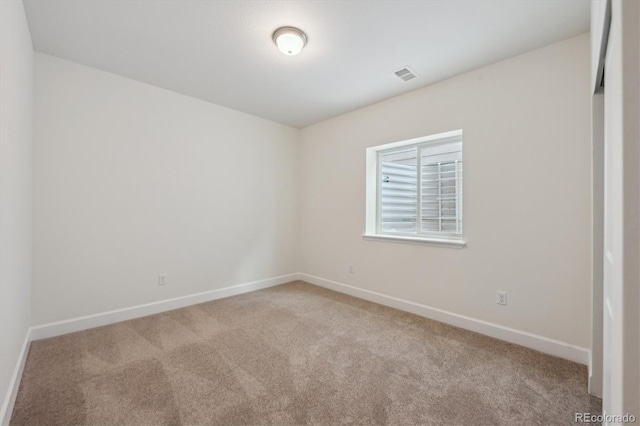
left=0, top=0, right=33, bottom=420
left=33, top=53, right=299, bottom=325
left=299, top=34, right=592, bottom=349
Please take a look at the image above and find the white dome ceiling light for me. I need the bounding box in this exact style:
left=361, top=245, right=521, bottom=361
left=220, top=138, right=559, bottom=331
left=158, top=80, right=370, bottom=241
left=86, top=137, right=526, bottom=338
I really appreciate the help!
left=273, top=27, right=307, bottom=56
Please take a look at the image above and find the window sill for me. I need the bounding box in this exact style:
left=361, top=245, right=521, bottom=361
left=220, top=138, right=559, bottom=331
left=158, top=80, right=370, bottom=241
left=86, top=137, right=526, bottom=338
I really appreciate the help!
left=362, top=234, right=467, bottom=249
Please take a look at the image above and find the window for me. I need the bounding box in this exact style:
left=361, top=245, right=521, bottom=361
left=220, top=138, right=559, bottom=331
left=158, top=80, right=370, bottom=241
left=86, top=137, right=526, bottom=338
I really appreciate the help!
left=365, top=130, right=465, bottom=247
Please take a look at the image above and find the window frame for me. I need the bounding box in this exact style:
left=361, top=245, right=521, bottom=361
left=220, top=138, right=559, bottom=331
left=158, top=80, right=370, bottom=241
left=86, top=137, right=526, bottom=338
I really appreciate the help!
left=364, top=129, right=466, bottom=248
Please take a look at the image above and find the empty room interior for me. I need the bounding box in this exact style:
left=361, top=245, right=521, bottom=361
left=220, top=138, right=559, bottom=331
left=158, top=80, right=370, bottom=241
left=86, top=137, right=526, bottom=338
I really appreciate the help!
left=1, top=0, right=639, bottom=424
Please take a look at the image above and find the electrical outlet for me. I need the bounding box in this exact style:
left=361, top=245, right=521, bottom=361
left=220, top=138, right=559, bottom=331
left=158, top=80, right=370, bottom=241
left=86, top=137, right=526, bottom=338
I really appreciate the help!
left=348, top=264, right=354, bottom=274
left=496, top=291, right=507, bottom=305
left=158, top=274, right=167, bottom=286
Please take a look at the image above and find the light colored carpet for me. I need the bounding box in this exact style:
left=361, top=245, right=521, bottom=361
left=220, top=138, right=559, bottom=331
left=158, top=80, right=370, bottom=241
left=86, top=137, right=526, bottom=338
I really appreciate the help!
left=11, top=281, right=600, bottom=425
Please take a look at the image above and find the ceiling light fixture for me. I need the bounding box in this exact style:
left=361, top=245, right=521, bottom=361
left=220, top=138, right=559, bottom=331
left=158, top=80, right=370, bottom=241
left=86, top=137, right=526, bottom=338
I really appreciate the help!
left=273, top=27, right=307, bottom=56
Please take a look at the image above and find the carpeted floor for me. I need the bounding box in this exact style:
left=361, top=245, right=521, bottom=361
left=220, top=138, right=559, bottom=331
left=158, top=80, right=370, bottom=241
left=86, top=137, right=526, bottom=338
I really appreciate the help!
left=11, top=281, right=600, bottom=425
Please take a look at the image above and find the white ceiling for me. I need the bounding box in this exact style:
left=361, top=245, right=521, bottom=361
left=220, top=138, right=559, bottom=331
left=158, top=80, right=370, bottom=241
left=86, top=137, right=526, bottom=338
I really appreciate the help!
left=23, top=0, right=590, bottom=128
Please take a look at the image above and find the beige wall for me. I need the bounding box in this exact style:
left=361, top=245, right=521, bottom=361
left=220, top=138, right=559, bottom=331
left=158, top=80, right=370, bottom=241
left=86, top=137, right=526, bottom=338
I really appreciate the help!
left=32, top=34, right=593, bottom=353
left=0, top=0, right=33, bottom=418
left=33, top=53, right=299, bottom=325
left=299, top=34, right=592, bottom=348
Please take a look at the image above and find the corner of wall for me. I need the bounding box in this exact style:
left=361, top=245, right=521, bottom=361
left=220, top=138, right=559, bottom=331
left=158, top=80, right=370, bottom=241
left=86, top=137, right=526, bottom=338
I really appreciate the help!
left=0, top=0, right=34, bottom=423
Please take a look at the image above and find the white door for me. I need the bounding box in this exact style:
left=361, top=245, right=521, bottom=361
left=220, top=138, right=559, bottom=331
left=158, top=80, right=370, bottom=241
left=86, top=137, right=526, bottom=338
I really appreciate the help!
left=602, top=3, right=624, bottom=416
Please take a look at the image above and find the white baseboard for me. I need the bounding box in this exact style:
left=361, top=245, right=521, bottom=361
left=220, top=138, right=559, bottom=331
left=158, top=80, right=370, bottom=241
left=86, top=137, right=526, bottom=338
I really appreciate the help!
left=1, top=328, right=32, bottom=426
left=300, top=273, right=590, bottom=365
left=31, top=273, right=300, bottom=340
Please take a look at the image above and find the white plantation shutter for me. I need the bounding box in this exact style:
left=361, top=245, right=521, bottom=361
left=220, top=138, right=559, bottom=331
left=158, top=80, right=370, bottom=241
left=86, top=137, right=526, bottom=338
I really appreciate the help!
left=380, top=148, right=417, bottom=233
left=420, top=142, right=463, bottom=234
left=421, top=160, right=462, bottom=233
left=378, top=137, right=462, bottom=238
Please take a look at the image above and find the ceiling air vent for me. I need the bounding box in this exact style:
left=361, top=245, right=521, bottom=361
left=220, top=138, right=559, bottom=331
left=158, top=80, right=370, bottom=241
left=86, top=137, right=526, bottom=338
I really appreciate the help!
left=394, top=66, right=419, bottom=82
